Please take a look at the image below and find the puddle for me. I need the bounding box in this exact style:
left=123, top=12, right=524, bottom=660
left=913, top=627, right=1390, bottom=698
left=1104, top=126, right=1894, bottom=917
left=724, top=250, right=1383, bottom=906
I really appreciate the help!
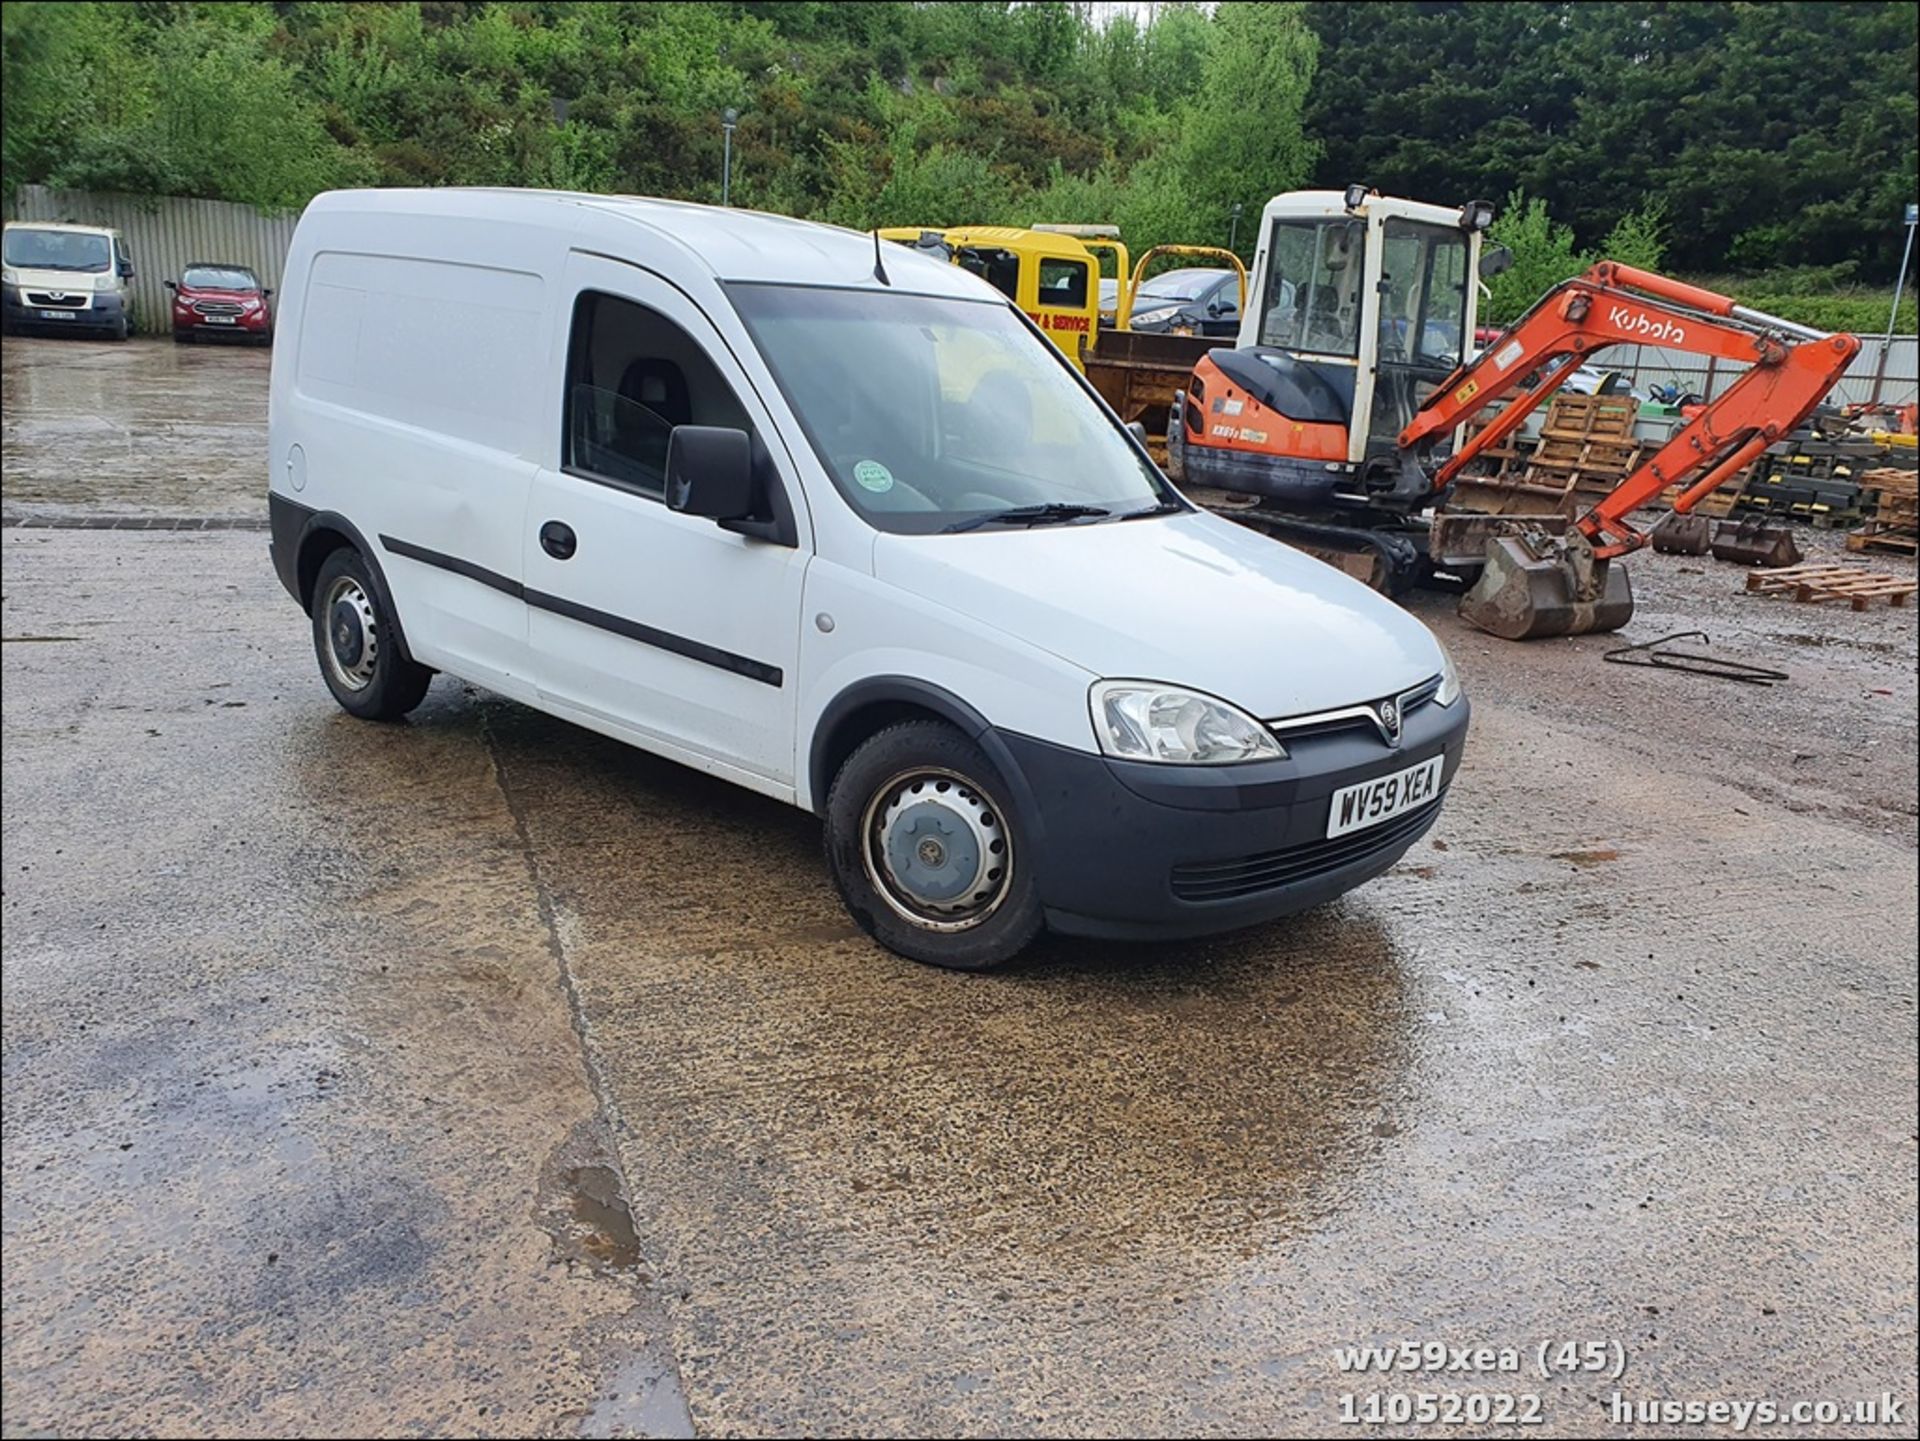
left=563, top=1164, right=644, bottom=1272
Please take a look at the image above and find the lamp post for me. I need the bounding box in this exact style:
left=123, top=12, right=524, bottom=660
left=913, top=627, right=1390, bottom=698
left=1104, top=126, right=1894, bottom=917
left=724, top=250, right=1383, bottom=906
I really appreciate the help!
left=1886, top=202, right=1918, bottom=345
left=1229, top=202, right=1243, bottom=252
left=721, top=107, right=739, bottom=207
left=1869, top=202, right=1918, bottom=407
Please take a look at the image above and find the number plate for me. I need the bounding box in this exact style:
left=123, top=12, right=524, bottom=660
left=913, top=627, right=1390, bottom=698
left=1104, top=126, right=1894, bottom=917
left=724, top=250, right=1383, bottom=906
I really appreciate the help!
left=38, top=309, right=76, bottom=320
left=206, top=315, right=238, bottom=325
left=1326, top=755, right=1443, bottom=839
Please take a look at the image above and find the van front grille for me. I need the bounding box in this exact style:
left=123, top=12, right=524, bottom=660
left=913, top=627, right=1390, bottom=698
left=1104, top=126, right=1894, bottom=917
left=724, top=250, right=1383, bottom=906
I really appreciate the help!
left=1169, top=795, right=1443, bottom=902
left=1266, top=675, right=1443, bottom=744
left=23, top=291, right=89, bottom=310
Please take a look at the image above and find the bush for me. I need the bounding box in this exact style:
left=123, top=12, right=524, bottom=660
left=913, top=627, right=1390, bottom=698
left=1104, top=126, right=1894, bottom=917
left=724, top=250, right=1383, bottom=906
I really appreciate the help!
left=1483, top=189, right=1589, bottom=323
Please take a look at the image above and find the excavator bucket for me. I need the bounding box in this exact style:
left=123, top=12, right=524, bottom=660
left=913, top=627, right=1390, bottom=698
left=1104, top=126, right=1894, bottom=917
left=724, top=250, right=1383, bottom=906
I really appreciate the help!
left=1458, top=528, right=1635, bottom=640
left=1650, top=512, right=1713, bottom=555
left=1709, top=518, right=1801, bottom=568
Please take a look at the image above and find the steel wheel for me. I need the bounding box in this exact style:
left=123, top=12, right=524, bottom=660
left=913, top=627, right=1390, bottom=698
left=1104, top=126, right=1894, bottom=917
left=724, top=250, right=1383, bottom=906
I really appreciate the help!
left=319, top=572, right=380, bottom=693
left=859, top=766, right=1012, bottom=932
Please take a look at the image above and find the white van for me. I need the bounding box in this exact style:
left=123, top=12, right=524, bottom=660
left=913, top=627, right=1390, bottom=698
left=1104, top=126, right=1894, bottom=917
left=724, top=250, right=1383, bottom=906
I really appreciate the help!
left=267, top=189, right=1468, bottom=969
left=1, top=221, right=138, bottom=340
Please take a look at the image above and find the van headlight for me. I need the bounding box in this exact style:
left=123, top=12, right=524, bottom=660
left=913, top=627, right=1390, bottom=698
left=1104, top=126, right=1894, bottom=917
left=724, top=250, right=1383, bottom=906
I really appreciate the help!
left=1435, top=642, right=1463, bottom=706
left=1090, top=681, right=1285, bottom=764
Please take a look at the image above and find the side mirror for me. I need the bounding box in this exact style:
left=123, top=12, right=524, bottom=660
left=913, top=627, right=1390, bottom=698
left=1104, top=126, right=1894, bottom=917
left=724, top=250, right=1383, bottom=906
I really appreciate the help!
left=665, top=426, right=755, bottom=522
left=1126, top=421, right=1149, bottom=448
left=1209, top=299, right=1237, bottom=317
left=1478, top=244, right=1515, bottom=280
left=263, top=288, right=274, bottom=299
left=163, top=280, right=178, bottom=292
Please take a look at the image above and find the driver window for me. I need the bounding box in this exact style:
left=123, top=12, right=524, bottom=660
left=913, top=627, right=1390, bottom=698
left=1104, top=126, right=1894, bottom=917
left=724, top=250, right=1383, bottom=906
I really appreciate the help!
left=1037, top=258, right=1090, bottom=309
left=563, top=291, right=752, bottom=498
left=956, top=247, right=1021, bottom=302
left=1377, top=227, right=1425, bottom=360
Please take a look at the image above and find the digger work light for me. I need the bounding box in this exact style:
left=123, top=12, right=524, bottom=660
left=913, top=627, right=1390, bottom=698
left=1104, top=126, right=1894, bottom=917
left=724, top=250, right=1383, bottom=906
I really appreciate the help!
left=1461, top=199, right=1495, bottom=231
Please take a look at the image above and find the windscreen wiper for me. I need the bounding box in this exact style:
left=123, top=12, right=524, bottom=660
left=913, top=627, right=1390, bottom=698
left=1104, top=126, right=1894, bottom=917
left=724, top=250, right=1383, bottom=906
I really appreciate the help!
left=1114, top=499, right=1185, bottom=520
left=942, top=503, right=1111, bottom=534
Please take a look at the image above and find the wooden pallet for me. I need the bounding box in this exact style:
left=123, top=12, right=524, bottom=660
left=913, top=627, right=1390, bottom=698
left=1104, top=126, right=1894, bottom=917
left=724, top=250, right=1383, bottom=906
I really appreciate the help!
left=1859, top=466, right=1919, bottom=499
left=1745, top=563, right=1917, bottom=610
left=1459, top=415, right=1532, bottom=482
left=1847, top=527, right=1920, bottom=554
left=1520, top=393, right=1643, bottom=499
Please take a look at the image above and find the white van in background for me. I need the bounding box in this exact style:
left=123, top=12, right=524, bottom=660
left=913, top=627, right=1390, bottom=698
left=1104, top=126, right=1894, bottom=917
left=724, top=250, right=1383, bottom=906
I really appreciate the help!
left=1, top=221, right=138, bottom=340
left=267, top=188, right=1468, bottom=969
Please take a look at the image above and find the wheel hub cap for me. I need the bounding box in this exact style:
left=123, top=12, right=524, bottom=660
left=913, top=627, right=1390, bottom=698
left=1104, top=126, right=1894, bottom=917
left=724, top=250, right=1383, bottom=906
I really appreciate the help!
left=886, top=800, right=982, bottom=906
left=329, top=601, right=366, bottom=669
left=320, top=576, right=379, bottom=692
left=863, top=769, right=1012, bottom=932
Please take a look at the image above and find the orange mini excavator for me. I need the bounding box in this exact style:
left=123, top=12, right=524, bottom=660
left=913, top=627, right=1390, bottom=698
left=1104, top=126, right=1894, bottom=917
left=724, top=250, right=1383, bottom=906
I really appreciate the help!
left=1165, top=187, right=1859, bottom=638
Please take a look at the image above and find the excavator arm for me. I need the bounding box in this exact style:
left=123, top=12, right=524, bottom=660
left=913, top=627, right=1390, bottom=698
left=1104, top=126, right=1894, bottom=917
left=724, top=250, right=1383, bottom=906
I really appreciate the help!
left=1399, top=263, right=1859, bottom=558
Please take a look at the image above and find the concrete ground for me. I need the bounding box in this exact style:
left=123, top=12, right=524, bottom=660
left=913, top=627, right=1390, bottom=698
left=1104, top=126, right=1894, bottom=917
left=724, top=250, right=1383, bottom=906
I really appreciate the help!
left=3, top=335, right=1916, bottom=1437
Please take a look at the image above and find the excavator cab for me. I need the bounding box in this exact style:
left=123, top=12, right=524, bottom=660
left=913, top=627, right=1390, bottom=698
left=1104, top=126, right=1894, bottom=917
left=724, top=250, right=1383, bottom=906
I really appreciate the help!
left=1187, top=189, right=1487, bottom=499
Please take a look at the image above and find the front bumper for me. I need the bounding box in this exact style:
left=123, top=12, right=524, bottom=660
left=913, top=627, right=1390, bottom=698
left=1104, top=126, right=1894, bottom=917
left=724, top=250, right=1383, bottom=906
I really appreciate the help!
left=986, top=695, right=1469, bottom=940
left=175, top=307, right=269, bottom=336
left=3, top=285, right=124, bottom=334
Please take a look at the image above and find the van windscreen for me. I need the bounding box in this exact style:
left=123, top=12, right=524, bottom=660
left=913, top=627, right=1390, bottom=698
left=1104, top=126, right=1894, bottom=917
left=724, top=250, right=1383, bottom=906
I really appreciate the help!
left=727, top=284, right=1174, bottom=536
left=4, top=229, right=111, bottom=273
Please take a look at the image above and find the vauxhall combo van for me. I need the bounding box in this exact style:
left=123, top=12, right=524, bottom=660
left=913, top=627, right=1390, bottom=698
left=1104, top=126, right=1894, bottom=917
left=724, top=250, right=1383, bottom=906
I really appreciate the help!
left=267, top=189, right=1469, bottom=969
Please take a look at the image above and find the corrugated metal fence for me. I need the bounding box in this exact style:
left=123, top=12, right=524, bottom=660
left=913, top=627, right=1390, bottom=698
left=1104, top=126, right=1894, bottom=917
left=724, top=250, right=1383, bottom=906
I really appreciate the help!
left=4, top=185, right=301, bottom=335
left=1596, top=335, right=1918, bottom=409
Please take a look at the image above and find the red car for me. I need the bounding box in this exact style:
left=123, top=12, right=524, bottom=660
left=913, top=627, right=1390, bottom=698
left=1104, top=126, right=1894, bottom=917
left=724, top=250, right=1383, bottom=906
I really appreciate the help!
left=168, top=263, right=273, bottom=344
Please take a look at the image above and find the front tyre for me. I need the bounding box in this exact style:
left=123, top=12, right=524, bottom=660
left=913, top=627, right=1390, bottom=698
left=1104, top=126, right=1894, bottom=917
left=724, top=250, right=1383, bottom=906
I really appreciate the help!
left=824, top=721, right=1043, bottom=970
left=310, top=548, right=432, bottom=721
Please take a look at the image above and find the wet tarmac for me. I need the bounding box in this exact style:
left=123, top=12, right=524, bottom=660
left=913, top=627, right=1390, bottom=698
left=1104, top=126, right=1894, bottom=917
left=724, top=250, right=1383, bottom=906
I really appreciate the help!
left=3, top=333, right=1916, bottom=1436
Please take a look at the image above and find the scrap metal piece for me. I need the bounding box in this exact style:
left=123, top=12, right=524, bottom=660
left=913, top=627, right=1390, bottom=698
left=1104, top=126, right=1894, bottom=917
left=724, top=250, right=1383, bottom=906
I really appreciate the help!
left=1709, top=517, right=1802, bottom=568
left=1458, top=527, right=1634, bottom=640
left=1602, top=630, right=1789, bottom=686
left=1650, top=512, right=1713, bottom=555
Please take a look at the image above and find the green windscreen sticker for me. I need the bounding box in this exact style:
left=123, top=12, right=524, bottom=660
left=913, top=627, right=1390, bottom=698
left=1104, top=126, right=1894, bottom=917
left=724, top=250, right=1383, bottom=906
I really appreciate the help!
left=853, top=459, right=894, bottom=493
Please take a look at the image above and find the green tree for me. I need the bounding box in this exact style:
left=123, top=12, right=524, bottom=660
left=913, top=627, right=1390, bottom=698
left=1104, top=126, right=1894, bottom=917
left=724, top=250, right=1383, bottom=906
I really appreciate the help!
left=1, top=0, right=1908, bottom=305
left=1170, top=1, right=1319, bottom=256
left=1482, top=189, right=1591, bottom=323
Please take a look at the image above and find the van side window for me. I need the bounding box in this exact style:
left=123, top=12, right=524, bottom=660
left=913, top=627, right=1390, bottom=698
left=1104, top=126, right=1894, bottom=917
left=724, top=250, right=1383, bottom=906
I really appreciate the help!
left=1036, top=259, right=1089, bottom=309
left=563, top=290, right=752, bottom=498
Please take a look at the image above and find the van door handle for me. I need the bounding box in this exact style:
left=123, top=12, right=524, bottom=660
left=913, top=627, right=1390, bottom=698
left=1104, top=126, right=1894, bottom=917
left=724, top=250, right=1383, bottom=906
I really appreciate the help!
left=539, top=520, right=576, bottom=560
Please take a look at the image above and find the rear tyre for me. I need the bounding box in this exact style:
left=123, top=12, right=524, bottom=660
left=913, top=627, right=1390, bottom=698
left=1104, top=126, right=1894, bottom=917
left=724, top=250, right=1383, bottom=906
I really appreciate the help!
left=823, top=721, right=1043, bottom=970
left=310, top=548, right=432, bottom=721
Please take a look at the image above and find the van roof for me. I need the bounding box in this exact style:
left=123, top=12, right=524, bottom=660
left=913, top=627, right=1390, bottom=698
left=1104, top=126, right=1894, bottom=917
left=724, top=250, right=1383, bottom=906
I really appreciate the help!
left=2, top=220, right=120, bottom=236
left=303, top=188, right=987, bottom=299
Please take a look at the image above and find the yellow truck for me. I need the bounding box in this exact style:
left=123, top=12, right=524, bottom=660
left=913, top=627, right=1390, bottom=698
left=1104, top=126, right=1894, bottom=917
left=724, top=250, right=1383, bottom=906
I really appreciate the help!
left=880, top=224, right=1245, bottom=459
